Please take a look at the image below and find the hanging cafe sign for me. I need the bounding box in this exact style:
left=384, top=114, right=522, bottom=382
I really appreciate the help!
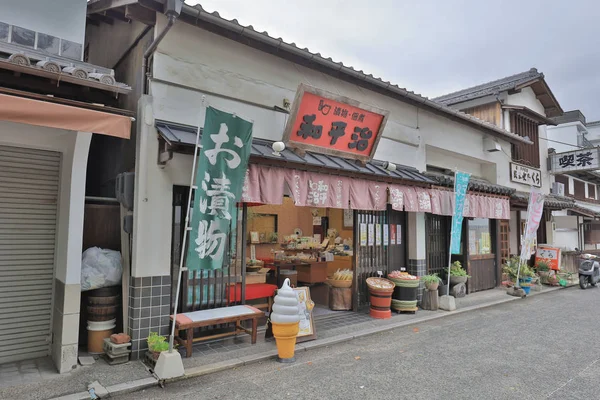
left=282, top=84, right=389, bottom=163
left=549, top=148, right=600, bottom=174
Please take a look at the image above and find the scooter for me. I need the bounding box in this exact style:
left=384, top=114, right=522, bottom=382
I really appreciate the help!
left=578, top=254, right=600, bottom=289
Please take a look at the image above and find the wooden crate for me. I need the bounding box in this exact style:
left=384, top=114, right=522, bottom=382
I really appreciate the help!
left=296, top=262, right=327, bottom=283
left=245, top=271, right=268, bottom=284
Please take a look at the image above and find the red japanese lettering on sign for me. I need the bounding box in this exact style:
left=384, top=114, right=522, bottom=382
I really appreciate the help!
left=283, top=86, right=388, bottom=162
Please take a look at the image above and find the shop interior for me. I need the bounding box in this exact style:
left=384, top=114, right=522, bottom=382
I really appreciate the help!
left=245, top=197, right=355, bottom=317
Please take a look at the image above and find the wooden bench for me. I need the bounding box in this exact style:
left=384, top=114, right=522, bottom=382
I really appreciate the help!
left=171, top=305, right=263, bottom=357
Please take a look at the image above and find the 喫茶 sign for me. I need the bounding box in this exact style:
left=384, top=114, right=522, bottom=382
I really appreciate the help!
left=282, top=84, right=389, bottom=162
left=186, top=107, right=253, bottom=271
left=549, top=148, right=600, bottom=173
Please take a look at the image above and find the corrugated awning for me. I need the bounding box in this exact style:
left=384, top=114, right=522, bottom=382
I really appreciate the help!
left=0, top=93, right=131, bottom=138
left=155, top=120, right=433, bottom=185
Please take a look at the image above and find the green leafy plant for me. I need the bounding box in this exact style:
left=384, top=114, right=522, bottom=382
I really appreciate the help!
left=421, top=274, right=442, bottom=284
left=147, top=332, right=169, bottom=353
left=520, top=263, right=535, bottom=278
left=450, top=261, right=470, bottom=277
left=535, top=260, right=550, bottom=272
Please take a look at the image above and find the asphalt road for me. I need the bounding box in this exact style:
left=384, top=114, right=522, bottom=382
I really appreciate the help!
left=117, top=286, right=599, bottom=400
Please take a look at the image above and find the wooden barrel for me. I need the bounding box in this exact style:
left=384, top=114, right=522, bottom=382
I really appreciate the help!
left=87, top=289, right=120, bottom=322
left=368, top=289, right=392, bottom=319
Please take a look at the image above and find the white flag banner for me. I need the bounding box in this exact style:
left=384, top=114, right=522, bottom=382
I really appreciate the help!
left=519, top=188, right=545, bottom=263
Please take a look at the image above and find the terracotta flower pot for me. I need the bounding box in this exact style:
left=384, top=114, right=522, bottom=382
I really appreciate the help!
left=272, top=321, right=300, bottom=362
left=425, top=282, right=439, bottom=291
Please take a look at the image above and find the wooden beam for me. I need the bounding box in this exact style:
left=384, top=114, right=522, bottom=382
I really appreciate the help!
left=87, top=0, right=138, bottom=14
left=86, top=16, right=100, bottom=26
left=125, top=4, right=156, bottom=25
left=138, top=0, right=164, bottom=13
left=89, top=13, right=114, bottom=25
left=106, top=9, right=131, bottom=23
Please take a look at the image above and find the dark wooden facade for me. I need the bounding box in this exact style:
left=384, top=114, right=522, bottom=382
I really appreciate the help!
left=510, top=112, right=541, bottom=168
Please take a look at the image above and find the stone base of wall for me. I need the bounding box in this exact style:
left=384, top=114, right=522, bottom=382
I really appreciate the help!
left=128, top=276, right=171, bottom=360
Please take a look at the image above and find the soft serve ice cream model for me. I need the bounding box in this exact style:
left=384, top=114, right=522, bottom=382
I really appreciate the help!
left=270, top=278, right=300, bottom=362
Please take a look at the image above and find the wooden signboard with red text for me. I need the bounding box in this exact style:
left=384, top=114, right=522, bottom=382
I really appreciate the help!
left=282, top=84, right=389, bottom=163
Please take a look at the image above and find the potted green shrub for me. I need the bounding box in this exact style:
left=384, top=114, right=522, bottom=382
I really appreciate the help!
left=421, top=274, right=442, bottom=291
left=535, top=260, right=550, bottom=279
left=449, top=261, right=470, bottom=285
left=147, top=332, right=170, bottom=361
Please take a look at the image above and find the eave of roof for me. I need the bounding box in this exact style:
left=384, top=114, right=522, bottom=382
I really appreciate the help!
left=149, top=3, right=529, bottom=146
left=424, top=172, right=515, bottom=196
left=511, top=191, right=575, bottom=210
left=502, top=105, right=557, bottom=126
left=155, top=120, right=434, bottom=186
left=433, top=68, right=563, bottom=118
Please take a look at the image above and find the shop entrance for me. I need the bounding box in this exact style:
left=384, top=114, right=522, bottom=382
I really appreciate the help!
left=354, top=207, right=407, bottom=308
left=465, top=218, right=497, bottom=293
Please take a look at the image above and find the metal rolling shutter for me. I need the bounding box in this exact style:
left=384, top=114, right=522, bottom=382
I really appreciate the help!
left=0, top=145, right=60, bottom=364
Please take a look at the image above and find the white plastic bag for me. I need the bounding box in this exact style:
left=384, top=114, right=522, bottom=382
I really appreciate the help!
left=81, top=247, right=123, bottom=291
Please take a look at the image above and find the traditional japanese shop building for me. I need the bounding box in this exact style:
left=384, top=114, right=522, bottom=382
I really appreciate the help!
left=0, top=0, right=132, bottom=371
left=86, top=1, right=530, bottom=357
left=434, top=68, right=573, bottom=265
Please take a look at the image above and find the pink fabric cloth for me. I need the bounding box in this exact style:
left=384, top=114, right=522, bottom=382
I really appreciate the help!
left=402, top=187, right=419, bottom=212
left=429, top=190, right=442, bottom=215
left=389, top=185, right=404, bottom=211
left=350, top=179, right=388, bottom=210
left=284, top=169, right=309, bottom=206
left=241, top=165, right=285, bottom=205
left=328, top=175, right=351, bottom=209
left=439, top=191, right=454, bottom=216
left=415, top=188, right=432, bottom=213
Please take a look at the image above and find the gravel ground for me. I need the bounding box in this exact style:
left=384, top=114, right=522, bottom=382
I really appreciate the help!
left=115, top=286, right=599, bottom=400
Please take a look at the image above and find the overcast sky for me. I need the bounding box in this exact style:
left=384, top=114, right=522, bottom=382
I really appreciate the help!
left=188, top=0, right=600, bottom=121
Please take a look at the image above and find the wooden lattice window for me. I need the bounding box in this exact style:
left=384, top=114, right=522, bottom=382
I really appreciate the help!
left=426, top=214, right=450, bottom=275
left=499, top=220, right=510, bottom=266
left=510, top=112, right=541, bottom=168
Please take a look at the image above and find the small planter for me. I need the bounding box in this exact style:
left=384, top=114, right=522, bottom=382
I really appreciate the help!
left=425, top=281, right=439, bottom=291
left=450, top=275, right=468, bottom=285
left=520, top=286, right=531, bottom=295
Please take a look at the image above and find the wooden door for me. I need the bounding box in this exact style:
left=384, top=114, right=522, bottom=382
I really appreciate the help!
left=466, top=218, right=497, bottom=293
left=469, top=255, right=496, bottom=293
left=426, top=214, right=450, bottom=275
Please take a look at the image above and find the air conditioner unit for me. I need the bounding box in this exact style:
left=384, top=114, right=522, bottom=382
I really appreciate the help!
left=552, top=182, right=565, bottom=196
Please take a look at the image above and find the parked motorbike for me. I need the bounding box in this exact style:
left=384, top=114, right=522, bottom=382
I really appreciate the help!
left=579, top=254, right=600, bottom=289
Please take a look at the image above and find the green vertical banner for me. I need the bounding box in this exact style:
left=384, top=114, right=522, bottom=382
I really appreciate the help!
left=186, top=107, right=253, bottom=271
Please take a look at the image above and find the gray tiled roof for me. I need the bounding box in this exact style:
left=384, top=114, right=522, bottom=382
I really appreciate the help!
left=433, top=68, right=543, bottom=106
left=155, top=120, right=434, bottom=185
left=424, top=172, right=515, bottom=195
left=175, top=4, right=531, bottom=146
left=511, top=191, right=575, bottom=209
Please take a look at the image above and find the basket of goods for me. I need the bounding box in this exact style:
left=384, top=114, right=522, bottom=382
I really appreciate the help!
left=366, top=277, right=395, bottom=319
left=388, top=271, right=419, bottom=313
left=326, top=269, right=353, bottom=288
left=388, top=270, right=420, bottom=288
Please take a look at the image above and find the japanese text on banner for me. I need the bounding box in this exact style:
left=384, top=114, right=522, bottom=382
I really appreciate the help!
left=519, top=188, right=545, bottom=263
left=450, top=172, right=471, bottom=254
left=186, top=107, right=253, bottom=271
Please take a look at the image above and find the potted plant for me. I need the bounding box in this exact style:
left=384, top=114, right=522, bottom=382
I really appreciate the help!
left=421, top=273, right=441, bottom=291
left=449, top=261, right=470, bottom=285
left=535, top=260, right=550, bottom=278
left=147, top=332, right=170, bottom=361
left=519, top=282, right=532, bottom=295
left=519, top=264, right=535, bottom=284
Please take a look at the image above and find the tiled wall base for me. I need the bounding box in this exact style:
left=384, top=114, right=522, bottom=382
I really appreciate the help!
left=408, top=259, right=426, bottom=303
left=128, top=276, right=171, bottom=360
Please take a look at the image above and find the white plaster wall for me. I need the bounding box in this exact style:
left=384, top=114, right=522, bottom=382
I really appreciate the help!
left=151, top=14, right=515, bottom=176
left=586, top=124, right=600, bottom=143
left=0, top=0, right=86, bottom=45
left=554, top=230, right=579, bottom=251
left=506, top=87, right=546, bottom=116
left=546, top=124, right=580, bottom=154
